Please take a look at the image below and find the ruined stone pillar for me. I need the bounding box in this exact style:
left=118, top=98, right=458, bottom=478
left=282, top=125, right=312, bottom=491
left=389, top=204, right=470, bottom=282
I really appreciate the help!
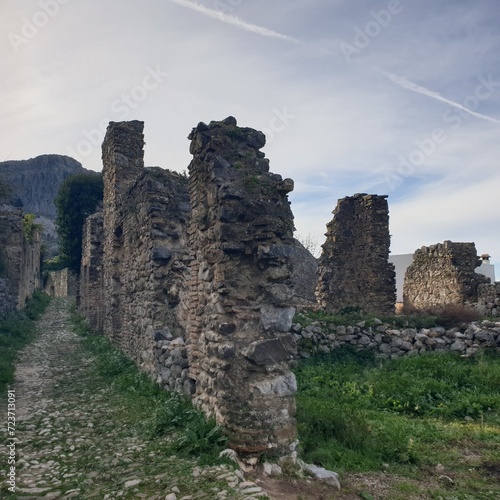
left=403, top=241, right=490, bottom=308
left=102, top=121, right=144, bottom=342
left=186, top=116, right=297, bottom=459
left=80, top=211, right=104, bottom=332
left=316, top=193, right=396, bottom=315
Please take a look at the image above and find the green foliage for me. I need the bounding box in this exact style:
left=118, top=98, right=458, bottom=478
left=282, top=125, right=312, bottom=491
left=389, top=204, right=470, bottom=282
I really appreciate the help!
left=22, top=213, right=43, bottom=243
left=296, top=349, right=500, bottom=475
left=0, top=291, right=51, bottom=393
left=70, top=307, right=228, bottom=465
left=55, top=173, right=103, bottom=273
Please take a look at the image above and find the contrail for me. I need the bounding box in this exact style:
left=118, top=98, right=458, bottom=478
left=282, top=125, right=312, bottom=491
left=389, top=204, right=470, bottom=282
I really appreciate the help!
left=169, top=0, right=300, bottom=44
left=378, top=68, right=500, bottom=125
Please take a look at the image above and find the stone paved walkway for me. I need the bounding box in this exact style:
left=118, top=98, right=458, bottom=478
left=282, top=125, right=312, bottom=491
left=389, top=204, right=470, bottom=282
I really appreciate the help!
left=0, top=299, right=270, bottom=499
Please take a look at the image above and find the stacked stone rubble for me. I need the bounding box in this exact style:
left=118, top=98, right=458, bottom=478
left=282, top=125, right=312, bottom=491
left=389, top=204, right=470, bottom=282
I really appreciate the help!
left=316, top=194, right=396, bottom=315
left=292, top=319, right=500, bottom=359
left=403, top=241, right=490, bottom=309
left=0, top=204, right=41, bottom=313
left=186, top=117, right=298, bottom=457
left=80, top=212, right=104, bottom=332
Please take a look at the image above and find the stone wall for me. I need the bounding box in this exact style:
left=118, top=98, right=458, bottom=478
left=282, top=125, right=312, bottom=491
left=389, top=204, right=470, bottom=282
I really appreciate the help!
left=44, top=268, right=77, bottom=298
left=475, top=282, right=500, bottom=317
left=403, top=241, right=490, bottom=309
left=0, top=204, right=41, bottom=313
left=82, top=121, right=191, bottom=390
left=186, top=117, right=298, bottom=458
left=292, top=318, right=500, bottom=359
left=316, top=193, right=396, bottom=315
left=80, top=212, right=104, bottom=332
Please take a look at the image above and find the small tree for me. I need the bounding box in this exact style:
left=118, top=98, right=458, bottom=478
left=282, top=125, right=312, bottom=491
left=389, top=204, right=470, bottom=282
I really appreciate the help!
left=22, top=213, right=43, bottom=243
left=55, top=173, right=103, bottom=273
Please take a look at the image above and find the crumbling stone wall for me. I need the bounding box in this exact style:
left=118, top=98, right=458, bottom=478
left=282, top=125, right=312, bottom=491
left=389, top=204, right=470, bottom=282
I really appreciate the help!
left=44, top=268, right=77, bottom=298
left=83, top=121, right=190, bottom=389
left=0, top=204, right=41, bottom=313
left=403, top=241, right=490, bottom=308
left=80, top=212, right=104, bottom=332
left=186, top=117, right=298, bottom=458
left=102, top=121, right=145, bottom=342
left=316, top=193, right=396, bottom=315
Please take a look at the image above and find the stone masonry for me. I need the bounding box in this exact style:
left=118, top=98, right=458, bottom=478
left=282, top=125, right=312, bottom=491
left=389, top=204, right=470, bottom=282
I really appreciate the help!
left=80, top=212, right=104, bottom=332
left=0, top=204, right=41, bottom=314
left=403, top=241, right=490, bottom=309
left=97, top=121, right=191, bottom=386
left=316, top=194, right=396, bottom=315
left=44, top=268, right=77, bottom=298
left=186, top=117, right=298, bottom=457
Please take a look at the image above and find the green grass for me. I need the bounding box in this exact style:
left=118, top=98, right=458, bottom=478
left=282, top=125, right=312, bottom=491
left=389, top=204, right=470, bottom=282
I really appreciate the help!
left=296, top=347, right=500, bottom=496
left=0, top=290, right=51, bottom=393
left=70, top=307, right=228, bottom=465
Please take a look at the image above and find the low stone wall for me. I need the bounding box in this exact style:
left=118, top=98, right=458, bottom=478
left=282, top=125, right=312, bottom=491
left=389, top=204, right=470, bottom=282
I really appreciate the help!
left=293, top=319, right=500, bottom=359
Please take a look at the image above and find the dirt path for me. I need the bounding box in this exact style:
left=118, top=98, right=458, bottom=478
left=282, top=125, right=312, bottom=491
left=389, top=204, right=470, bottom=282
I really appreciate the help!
left=0, top=299, right=280, bottom=499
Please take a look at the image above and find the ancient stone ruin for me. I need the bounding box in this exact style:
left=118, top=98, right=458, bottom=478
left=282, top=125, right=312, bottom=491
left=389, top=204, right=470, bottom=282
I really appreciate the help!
left=403, top=241, right=490, bottom=309
left=186, top=117, right=298, bottom=456
left=315, top=193, right=396, bottom=315
left=0, top=205, right=41, bottom=314
left=79, top=118, right=299, bottom=456
left=80, top=212, right=104, bottom=332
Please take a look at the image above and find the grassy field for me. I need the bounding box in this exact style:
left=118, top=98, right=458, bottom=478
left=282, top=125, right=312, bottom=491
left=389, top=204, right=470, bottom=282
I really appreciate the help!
left=0, top=290, right=51, bottom=394
left=295, top=346, right=500, bottom=498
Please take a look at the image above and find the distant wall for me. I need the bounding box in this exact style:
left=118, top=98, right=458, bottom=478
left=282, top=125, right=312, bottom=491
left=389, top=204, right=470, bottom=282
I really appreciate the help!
left=403, top=241, right=490, bottom=308
left=0, top=204, right=41, bottom=313
left=80, top=212, right=104, bottom=332
left=44, top=268, right=77, bottom=298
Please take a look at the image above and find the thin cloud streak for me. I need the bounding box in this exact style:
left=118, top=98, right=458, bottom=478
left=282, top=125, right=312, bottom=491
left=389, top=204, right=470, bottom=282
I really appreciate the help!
left=378, top=68, right=500, bottom=125
left=169, top=0, right=300, bottom=44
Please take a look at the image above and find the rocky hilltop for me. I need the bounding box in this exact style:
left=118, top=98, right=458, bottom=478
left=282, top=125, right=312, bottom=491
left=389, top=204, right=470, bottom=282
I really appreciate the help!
left=0, top=155, right=96, bottom=257
left=0, top=154, right=94, bottom=219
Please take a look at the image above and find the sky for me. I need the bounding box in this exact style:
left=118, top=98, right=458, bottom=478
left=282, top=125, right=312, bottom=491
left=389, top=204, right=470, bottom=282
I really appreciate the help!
left=2, top=0, right=499, bottom=278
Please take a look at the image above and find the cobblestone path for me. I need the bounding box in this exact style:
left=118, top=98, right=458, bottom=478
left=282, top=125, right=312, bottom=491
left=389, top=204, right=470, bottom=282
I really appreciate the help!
left=0, top=299, right=270, bottom=499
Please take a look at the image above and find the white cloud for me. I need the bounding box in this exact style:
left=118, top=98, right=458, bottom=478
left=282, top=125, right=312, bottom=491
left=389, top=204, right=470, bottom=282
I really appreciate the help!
left=169, top=0, right=300, bottom=43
